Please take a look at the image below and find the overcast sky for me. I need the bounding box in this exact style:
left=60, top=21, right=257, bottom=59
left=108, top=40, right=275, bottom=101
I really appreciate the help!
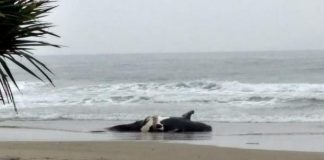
left=37, top=0, right=324, bottom=55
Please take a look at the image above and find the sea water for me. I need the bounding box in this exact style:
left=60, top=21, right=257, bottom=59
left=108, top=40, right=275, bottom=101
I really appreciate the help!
left=1, top=51, right=324, bottom=122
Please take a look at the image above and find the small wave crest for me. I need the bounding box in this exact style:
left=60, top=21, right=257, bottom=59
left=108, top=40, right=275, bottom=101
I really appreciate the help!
left=9, top=80, right=324, bottom=107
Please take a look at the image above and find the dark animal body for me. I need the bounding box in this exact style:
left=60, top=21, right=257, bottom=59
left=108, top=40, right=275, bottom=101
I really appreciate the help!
left=108, top=110, right=212, bottom=132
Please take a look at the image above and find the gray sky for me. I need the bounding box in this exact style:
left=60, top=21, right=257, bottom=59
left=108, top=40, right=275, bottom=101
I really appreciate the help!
left=37, top=0, right=324, bottom=54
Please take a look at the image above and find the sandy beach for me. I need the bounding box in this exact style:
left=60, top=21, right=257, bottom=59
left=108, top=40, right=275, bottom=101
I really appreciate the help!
left=1, top=141, right=324, bottom=160
left=1, top=120, right=324, bottom=151
left=0, top=120, right=324, bottom=159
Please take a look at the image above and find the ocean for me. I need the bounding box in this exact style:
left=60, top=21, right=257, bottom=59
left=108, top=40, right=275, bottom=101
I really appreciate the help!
left=1, top=51, right=324, bottom=122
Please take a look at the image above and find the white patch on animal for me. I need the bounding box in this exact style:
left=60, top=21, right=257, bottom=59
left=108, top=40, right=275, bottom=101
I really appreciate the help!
left=141, top=116, right=153, bottom=132
left=153, top=116, right=170, bottom=131
left=140, top=116, right=170, bottom=132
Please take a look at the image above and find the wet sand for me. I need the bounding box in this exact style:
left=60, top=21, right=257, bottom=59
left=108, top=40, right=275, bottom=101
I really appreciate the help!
left=0, top=141, right=324, bottom=160
left=1, top=120, right=324, bottom=152
left=1, top=120, right=324, bottom=160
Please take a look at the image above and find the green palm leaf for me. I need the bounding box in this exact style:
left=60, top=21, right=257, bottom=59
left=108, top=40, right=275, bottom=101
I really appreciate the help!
left=0, top=0, right=60, bottom=112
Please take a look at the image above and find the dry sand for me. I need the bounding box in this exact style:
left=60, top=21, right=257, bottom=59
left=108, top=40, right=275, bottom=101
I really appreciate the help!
left=0, top=141, right=323, bottom=160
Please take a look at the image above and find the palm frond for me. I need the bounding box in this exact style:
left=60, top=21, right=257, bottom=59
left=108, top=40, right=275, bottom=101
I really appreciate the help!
left=0, top=0, right=60, bottom=112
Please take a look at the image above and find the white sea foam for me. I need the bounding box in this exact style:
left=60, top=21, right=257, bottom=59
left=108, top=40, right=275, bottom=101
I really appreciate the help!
left=1, top=80, right=324, bottom=122
left=12, top=80, right=324, bottom=105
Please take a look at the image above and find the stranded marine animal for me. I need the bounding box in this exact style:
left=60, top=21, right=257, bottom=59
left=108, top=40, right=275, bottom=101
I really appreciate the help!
left=108, top=110, right=212, bottom=132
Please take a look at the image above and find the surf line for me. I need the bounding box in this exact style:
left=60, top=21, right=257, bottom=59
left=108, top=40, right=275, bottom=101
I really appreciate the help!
left=0, top=125, right=87, bottom=133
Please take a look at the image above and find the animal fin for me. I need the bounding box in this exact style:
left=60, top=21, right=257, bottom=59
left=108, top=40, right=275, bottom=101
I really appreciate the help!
left=182, top=110, right=195, bottom=120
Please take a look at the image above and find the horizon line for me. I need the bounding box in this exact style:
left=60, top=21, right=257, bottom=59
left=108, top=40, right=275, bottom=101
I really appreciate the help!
left=36, top=49, right=324, bottom=56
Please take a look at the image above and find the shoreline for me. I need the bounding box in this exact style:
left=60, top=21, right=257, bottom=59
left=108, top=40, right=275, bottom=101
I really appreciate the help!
left=0, top=141, right=324, bottom=160
left=1, top=120, right=324, bottom=152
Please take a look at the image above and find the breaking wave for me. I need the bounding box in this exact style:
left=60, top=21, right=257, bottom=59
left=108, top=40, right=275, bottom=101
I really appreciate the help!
left=1, top=80, right=324, bottom=122
left=10, top=80, right=324, bottom=106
